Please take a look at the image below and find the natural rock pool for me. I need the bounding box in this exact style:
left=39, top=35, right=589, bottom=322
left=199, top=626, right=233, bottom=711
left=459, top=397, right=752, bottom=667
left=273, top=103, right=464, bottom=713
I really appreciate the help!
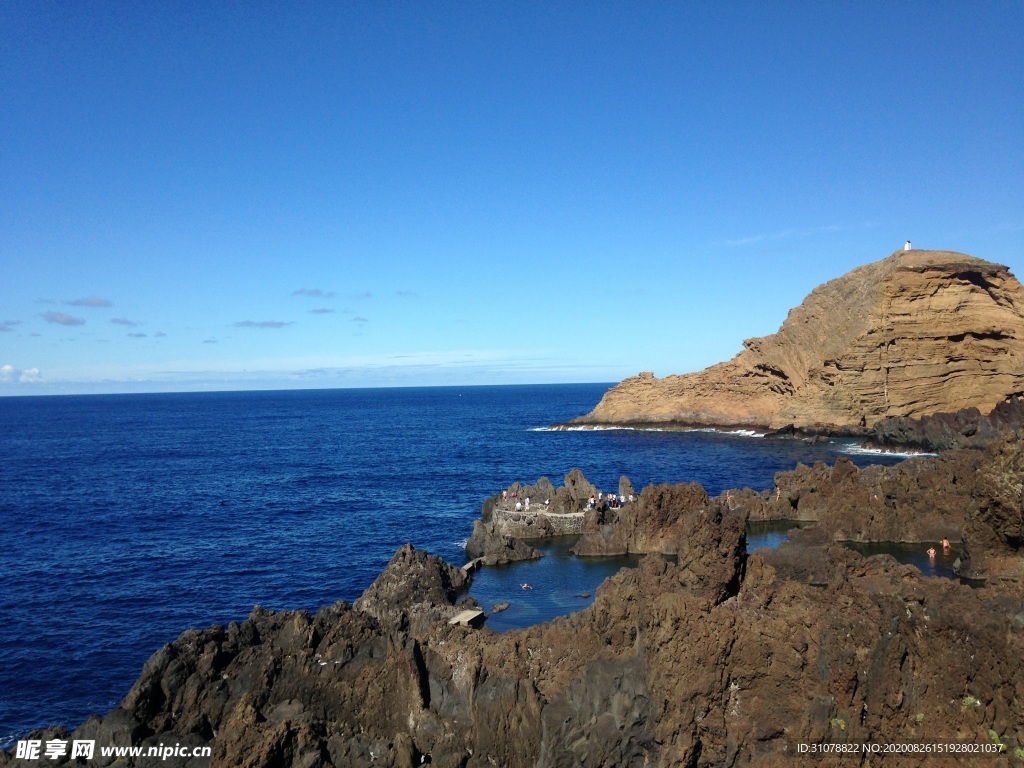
left=467, top=537, right=643, bottom=632
left=471, top=525, right=967, bottom=631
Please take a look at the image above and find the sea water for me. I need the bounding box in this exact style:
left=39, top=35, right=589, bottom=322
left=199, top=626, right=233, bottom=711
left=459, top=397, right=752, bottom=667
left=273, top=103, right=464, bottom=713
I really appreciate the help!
left=0, top=384, right=909, bottom=746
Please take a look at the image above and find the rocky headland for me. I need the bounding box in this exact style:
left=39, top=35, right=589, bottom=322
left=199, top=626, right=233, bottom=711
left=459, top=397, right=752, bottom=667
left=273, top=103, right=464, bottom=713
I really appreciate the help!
left=6, top=432, right=1024, bottom=766
left=565, top=249, right=1024, bottom=434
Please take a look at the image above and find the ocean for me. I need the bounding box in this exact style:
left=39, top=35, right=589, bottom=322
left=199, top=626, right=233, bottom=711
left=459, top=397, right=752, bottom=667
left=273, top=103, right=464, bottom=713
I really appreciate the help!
left=0, top=384, right=910, bottom=747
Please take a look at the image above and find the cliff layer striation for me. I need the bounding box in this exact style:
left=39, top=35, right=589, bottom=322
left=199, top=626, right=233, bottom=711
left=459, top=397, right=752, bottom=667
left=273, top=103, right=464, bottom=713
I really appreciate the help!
left=572, top=250, right=1024, bottom=431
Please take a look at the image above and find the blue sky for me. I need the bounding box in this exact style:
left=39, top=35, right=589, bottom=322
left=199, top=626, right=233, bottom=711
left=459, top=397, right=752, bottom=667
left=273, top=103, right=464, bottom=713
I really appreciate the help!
left=2, top=2, right=1021, bottom=395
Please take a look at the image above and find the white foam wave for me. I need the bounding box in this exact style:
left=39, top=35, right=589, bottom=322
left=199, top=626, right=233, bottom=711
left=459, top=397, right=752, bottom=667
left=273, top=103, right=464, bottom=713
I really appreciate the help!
left=530, top=425, right=668, bottom=432
left=838, top=443, right=937, bottom=459
left=690, top=427, right=766, bottom=438
left=453, top=537, right=468, bottom=549
left=533, top=425, right=767, bottom=436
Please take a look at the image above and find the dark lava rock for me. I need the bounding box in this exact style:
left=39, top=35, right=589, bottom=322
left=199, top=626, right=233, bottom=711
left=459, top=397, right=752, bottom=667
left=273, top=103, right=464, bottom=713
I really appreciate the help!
left=744, top=431, right=1024, bottom=584
left=572, top=481, right=711, bottom=556
left=464, top=521, right=542, bottom=565
left=354, top=543, right=469, bottom=633
left=869, top=394, right=1024, bottom=452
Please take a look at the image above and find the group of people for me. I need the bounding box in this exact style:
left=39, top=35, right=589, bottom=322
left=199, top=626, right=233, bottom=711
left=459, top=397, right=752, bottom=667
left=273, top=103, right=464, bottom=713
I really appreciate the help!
left=500, top=488, right=553, bottom=513
left=926, top=538, right=952, bottom=559
left=587, top=491, right=634, bottom=510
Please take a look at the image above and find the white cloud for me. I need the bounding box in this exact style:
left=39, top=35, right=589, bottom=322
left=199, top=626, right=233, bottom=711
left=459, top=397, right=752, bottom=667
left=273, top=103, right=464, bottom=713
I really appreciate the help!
left=1, top=364, right=42, bottom=384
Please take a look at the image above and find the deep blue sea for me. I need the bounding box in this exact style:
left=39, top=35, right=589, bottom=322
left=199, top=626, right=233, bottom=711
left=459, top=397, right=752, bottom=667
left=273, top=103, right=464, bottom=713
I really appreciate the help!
left=0, top=384, right=911, bottom=747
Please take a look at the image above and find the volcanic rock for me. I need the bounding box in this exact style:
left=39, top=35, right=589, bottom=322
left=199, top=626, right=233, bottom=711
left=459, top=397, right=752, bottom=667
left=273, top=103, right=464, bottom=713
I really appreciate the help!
left=868, top=394, right=1024, bottom=452
left=570, top=250, right=1024, bottom=431
left=466, top=469, right=605, bottom=561
left=353, top=543, right=469, bottom=633
left=8, top=441, right=1024, bottom=766
left=571, top=481, right=710, bottom=556
left=9, top=534, right=1023, bottom=766
left=742, top=432, right=1024, bottom=584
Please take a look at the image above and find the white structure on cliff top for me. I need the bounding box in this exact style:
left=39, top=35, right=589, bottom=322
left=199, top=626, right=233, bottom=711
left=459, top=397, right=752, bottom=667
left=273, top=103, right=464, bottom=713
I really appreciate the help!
left=904, top=240, right=912, bottom=250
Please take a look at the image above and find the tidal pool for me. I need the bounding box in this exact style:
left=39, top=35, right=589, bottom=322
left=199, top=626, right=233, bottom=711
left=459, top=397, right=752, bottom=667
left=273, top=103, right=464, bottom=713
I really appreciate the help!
left=843, top=540, right=961, bottom=580
left=467, top=526, right=966, bottom=633
left=467, top=537, right=644, bottom=632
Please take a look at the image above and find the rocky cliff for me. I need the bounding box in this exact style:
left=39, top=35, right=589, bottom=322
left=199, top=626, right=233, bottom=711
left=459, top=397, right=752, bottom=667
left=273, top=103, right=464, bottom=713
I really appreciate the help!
left=571, top=249, right=1024, bottom=431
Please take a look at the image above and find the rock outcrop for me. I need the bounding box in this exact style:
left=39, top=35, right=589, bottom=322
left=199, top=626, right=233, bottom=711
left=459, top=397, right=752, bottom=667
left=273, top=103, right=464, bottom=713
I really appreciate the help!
left=466, top=470, right=607, bottom=562
left=353, top=544, right=472, bottom=633
left=570, top=250, right=1024, bottom=431
left=7, top=513, right=1023, bottom=766
left=868, top=394, right=1024, bottom=452
left=735, top=432, right=1024, bottom=585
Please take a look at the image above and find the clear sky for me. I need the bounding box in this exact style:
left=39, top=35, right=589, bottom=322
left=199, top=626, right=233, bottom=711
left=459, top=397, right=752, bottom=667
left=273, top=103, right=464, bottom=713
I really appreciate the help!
left=2, top=2, right=1022, bottom=395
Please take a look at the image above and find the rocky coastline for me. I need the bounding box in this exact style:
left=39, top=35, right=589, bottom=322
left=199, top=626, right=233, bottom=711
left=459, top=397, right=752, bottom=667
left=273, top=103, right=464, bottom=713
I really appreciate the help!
left=550, top=394, right=1024, bottom=456
left=568, top=250, right=1024, bottom=436
left=5, top=431, right=1024, bottom=767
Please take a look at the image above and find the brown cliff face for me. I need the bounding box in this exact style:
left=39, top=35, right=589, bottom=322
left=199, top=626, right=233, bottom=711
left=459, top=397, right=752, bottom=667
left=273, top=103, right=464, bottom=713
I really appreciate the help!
left=575, top=250, right=1024, bottom=430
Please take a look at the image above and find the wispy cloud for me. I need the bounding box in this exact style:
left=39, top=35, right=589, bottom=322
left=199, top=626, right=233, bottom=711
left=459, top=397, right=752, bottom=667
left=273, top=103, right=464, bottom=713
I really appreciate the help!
left=42, top=311, right=85, bottom=326
left=724, top=224, right=843, bottom=247
left=154, top=331, right=167, bottom=338
left=0, top=320, right=22, bottom=332
left=203, top=338, right=218, bottom=344
left=111, top=317, right=140, bottom=327
left=0, top=364, right=42, bottom=384
left=65, top=296, right=113, bottom=308
left=396, top=290, right=418, bottom=298
left=309, top=308, right=335, bottom=314
left=292, top=288, right=335, bottom=298
left=351, top=291, right=372, bottom=300
left=234, top=320, right=295, bottom=329
left=351, top=316, right=369, bottom=324
left=128, top=332, right=147, bottom=338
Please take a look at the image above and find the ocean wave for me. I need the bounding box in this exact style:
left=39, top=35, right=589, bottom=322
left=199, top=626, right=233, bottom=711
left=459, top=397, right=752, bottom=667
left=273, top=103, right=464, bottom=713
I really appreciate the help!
left=838, top=443, right=938, bottom=459
left=531, top=425, right=768, bottom=436
left=689, top=428, right=766, bottom=438
left=530, top=425, right=667, bottom=432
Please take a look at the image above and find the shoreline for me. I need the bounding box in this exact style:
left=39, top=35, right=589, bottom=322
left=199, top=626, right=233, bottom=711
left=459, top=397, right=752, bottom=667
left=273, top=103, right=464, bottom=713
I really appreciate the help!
left=5, top=434, right=1024, bottom=765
